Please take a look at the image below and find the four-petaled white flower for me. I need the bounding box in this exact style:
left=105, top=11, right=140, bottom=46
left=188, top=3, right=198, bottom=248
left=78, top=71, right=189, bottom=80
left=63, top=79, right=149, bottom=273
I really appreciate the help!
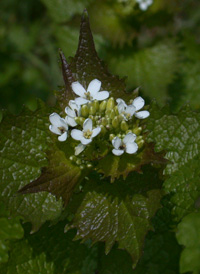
left=72, top=79, right=109, bottom=105
left=49, top=113, right=68, bottom=141
left=132, top=96, right=150, bottom=119
left=117, top=96, right=150, bottom=120
left=136, top=0, right=153, bottom=11
left=112, top=133, right=138, bottom=156
left=71, top=118, right=101, bottom=145
left=65, top=100, right=81, bottom=127
left=116, top=98, right=136, bottom=121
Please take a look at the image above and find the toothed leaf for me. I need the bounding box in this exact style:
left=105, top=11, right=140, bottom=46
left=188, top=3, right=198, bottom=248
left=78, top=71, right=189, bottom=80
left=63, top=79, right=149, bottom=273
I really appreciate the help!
left=0, top=104, right=63, bottom=230
left=66, top=171, right=162, bottom=267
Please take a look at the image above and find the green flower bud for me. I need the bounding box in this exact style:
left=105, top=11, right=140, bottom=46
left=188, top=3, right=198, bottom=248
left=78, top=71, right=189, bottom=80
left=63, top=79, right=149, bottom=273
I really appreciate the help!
left=106, top=117, right=111, bottom=125
left=80, top=165, right=85, bottom=170
left=93, top=100, right=99, bottom=111
left=81, top=105, right=89, bottom=117
left=69, top=156, right=76, bottom=161
left=101, top=117, right=107, bottom=126
left=74, top=117, right=85, bottom=126
left=89, top=106, right=96, bottom=115
left=100, top=125, right=106, bottom=135
left=99, top=100, right=107, bottom=112
left=112, top=116, right=119, bottom=128
left=105, top=109, right=111, bottom=117
left=114, top=106, right=119, bottom=115
left=76, top=159, right=82, bottom=165
left=110, top=109, right=115, bottom=119
left=133, top=127, right=142, bottom=135
left=137, top=139, right=144, bottom=149
left=109, top=134, right=115, bottom=141
left=121, top=120, right=129, bottom=131
left=136, top=136, right=143, bottom=142
left=106, top=97, right=115, bottom=111
left=118, top=114, right=124, bottom=122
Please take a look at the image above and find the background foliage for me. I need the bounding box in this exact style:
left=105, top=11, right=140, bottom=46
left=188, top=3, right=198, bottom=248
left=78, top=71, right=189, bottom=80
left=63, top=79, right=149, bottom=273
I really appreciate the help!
left=1, top=0, right=200, bottom=273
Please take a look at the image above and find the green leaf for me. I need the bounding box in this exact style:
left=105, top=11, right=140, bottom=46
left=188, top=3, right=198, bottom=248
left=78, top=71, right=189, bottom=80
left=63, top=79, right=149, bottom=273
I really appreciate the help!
left=19, top=146, right=82, bottom=206
left=147, top=103, right=200, bottom=220
left=164, top=157, right=200, bottom=221
left=134, top=231, right=181, bottom=274
left=0, top=240, right=54, bottom=274
left=108, top=41, right=179, bottom=104
left=0, top=104, right=63, bottom=230
left=96, top=143, right=166, bottom=182
left=41, top=0, right=95, bottom=23
left=147, top=103, right=200, bottom=175
left=23, top=221, right=98, bottom=274
left=0, top=201, right=24, bottom=264
left=176, top=212, right=200, bottom=274
left=66, top=170, right=162, bottom=268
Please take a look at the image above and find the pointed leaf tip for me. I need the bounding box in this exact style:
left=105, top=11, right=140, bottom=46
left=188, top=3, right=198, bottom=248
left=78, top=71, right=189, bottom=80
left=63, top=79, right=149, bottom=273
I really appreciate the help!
left=82, top=8, right=89, bottom=18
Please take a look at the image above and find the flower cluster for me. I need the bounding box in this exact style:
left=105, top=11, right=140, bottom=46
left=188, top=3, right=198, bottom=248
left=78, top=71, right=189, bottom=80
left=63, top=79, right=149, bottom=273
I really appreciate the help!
left=49, top=79, right=149, bottom=164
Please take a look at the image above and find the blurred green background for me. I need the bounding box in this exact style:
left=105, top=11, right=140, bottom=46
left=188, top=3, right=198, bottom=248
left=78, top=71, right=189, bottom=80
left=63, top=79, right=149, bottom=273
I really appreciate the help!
left=1, top=0, right=200, bottom=115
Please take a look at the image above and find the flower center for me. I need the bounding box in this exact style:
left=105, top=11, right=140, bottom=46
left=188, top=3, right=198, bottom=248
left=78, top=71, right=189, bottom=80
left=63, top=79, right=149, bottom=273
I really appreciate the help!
left=84, top=91, right=92, bottom=100
left=119, top=144, right=126, bottom=150
left=83, top=129, right=92, bottom=139
left=58, top=127, right=66, bottom=134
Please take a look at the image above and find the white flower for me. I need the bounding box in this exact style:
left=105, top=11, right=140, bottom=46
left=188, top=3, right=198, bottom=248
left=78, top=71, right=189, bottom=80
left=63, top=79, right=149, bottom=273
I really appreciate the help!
left=71, top=79, right=109, bottom=105
left=117, top=96, right=150, bottom=120
left=112, top=133, right=138, bottom=156
left=49, top=113, right=68, bottom=141
left=75, top=143, right=86, bottom=155
left=116, top=98, right=136, bottom=121
left=71, top=118, right=101, bottom=145
left=65, top=100, right=81, bottom=127
left=132, top=96, right=150, bottom=119
left=136, top=0, right=153, bottom=11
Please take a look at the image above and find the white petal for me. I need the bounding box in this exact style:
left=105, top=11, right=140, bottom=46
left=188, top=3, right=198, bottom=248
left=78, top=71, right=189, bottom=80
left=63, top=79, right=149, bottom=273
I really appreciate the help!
left=49, top=113, right=62, bottom=126
left=71, top=82, right=86, bottom=97
left=83, top=118, right=92, bottom=131
left=125, top=143, right=138, bottom=154
left=71, top=129, right=83, bottom=141
left=91, top=127, right=101, bottom=138
left=49, top=125, right=60, bottom=135
left=69, top=100, right=78, bottom=111
left=112, top=137, right=122, bottom=149
left=65, top=107, right=75, bottom=118
left=135, top=110, right=150, bottom=119
left=140, top=3, right=148, bottom=10
left=112, top=149, right=124, bottom=156
left=65, top=116, right=77, bottom=127
left=117, top=103, right=125, bottom=114
left=87, top=79, right=101, bottom=96
left=125, top=105, right=136, bottom=117
left=93, top=91, right=109, bottom=101
left=75, top=97, right=89, bottom=106
left=132, top=96, right=145, bottom=111
left=123, top=133, right=136, bottom=144
left=116, top=98, right=126, bottom=106
left=60, top=118, right=68, bottom=130
left=81, top=137, right=92, bottom=145
left=75, top=143, right=86, bottom=155
left=58, top=132, right=67, bottom=142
